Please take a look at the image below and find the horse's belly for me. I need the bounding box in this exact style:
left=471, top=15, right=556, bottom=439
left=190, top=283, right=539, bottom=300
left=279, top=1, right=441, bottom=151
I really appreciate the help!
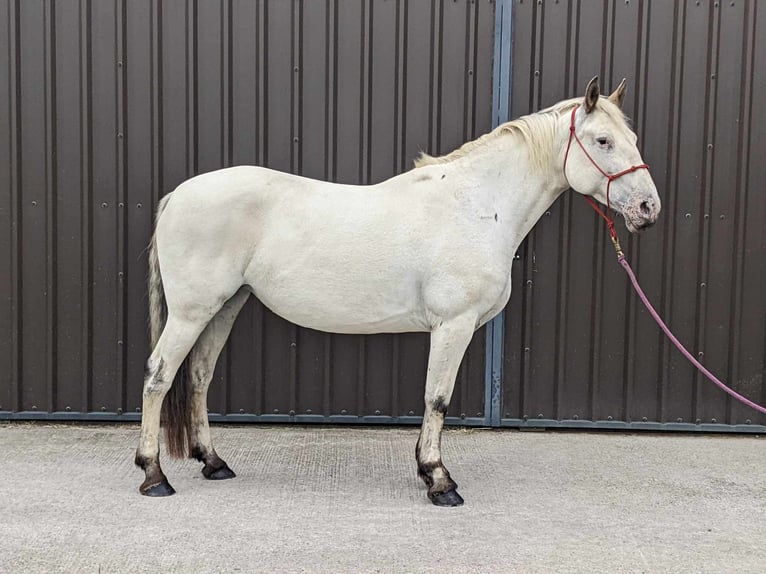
left=251, top=283, right=429, bottom=334
left=244, top=257, right=431, bottom=334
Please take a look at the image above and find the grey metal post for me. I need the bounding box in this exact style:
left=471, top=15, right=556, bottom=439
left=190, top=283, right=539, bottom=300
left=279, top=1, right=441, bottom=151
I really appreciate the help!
left=485, top=0, right=512, bottom=427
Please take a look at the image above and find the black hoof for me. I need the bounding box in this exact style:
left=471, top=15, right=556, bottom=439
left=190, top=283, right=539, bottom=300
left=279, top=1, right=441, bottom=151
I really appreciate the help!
left=140, top=478, right=176, bottom=497
left=202, top=463, right=236, bottom=480
left=429, top=489, right=464, bottom=507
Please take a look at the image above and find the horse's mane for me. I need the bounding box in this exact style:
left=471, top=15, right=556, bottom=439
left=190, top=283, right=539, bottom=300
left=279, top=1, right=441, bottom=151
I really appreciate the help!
left=414, top=96, right=629, bottom=171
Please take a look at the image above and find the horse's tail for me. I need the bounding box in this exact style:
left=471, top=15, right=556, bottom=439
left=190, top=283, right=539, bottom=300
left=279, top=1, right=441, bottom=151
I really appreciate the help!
left=148, top=194, right=193, bottom=459
left=148, top=195, right=171, bottom=351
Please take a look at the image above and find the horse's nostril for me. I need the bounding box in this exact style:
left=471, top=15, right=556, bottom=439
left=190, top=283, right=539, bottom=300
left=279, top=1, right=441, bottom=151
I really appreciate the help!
left=640, top=201, right=652, bottom=217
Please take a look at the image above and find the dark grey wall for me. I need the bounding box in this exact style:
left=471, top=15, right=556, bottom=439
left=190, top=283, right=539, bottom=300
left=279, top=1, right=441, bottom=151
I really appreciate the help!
left=3, top=0, right=765, bottom=430
left=0, top=0, right=495, bottom=420
left=502, top=0, right=766, bottom=428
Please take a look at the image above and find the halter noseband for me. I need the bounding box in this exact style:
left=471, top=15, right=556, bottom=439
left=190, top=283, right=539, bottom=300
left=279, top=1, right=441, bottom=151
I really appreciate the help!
left=563, top=104, right=650, bottom=247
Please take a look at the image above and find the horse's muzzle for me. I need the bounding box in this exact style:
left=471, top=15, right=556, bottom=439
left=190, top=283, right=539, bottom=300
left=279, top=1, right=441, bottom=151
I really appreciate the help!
left=627, top=196, right=660, bottom=232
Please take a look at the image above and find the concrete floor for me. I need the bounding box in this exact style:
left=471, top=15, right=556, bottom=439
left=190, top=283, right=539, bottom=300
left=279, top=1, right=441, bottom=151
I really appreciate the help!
left=1, top=423, right=765, bottom=573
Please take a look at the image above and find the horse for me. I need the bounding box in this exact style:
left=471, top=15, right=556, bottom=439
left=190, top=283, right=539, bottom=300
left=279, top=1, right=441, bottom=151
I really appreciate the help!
left=135, top=77, right=661, bottom=506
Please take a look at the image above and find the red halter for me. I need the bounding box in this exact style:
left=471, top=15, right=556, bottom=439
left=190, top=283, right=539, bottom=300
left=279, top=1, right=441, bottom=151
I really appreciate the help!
left=563, top=104, right=650, bottom=243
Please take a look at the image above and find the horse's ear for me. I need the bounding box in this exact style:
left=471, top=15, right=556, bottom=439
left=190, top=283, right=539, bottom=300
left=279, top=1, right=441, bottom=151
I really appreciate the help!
left=608, top=78, right=627, bottom=109
left=584, top=76, right=600, bottom=114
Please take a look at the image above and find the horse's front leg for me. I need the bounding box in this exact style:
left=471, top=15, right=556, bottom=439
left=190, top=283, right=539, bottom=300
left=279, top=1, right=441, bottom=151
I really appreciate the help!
left=416, top=314, right=476, bottom=507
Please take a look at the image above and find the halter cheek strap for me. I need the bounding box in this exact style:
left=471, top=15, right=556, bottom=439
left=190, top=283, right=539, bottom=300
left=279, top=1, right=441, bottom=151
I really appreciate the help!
left=563, top=104, right=650, bottom=251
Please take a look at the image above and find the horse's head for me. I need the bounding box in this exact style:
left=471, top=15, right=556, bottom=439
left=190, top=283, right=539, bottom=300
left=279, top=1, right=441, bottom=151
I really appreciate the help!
left=563, top=77, right=661, bottom=233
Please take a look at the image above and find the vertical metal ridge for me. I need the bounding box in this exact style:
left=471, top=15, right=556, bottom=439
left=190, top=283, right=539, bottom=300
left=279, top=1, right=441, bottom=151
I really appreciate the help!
left=356, top=336, right=366, bottom=414
left=603, top=0, right=612, bottom=81
left=588, top=214, right=604, bottom=420
left=254, top=302, right=264, bottom=415
left=586, top=0, right=610, bottom=423
left=258, top=0, right=267, bottom=166
left=116, top=0, right=127, bottom=412
left=365, top=0, right=373, bottom=182
left=391, top=336, right=399, bottom=416
left=531, top=0, right=542, bottom=108
left=555, top=0, right=575, bottom=417
left=429, top=0, right=442, bottom=153
left=358, top=0, right=371, bottom=183
left=728, top=0, right=756, bottom=422
left=223, top=0, right=232, bottom=168
left=459, top=342, right=468, bottom=416
left=289, top=324, right=297, bottom=412
left=692, top=1, right=720, bottom=420
left=520, top=0, right=544, bottom=418
left=638, top=0, right=651, bottom=122
left=322, top=334, right=331, bottom=414
left=292, top=0, right=303, bottom=175
left=658, top=0, right=684, bottom=421
left=622, top=255, right=637, bottom=420
left=186, top=0, right=197, bottom=177
left=288, top=0, right=302, bottom=411
left=519, top=243, right=534, bottom=419
left=554, top=200, right=570, bottom=420
left=461, top=0, right=470, bottom=143
left=80, top=0, right=93, bottom=411
left=325, top=0, right=337, bottom=180
left=463, top=0, right=476, bottom=142
left=393, top=0, right=405, bottom=173
left=400, top=0, right=409, bottom=170
left=151, top=0, right=162, bottom=206
left=489, top=0, right=510, bottom=426
left=639, top=0, right=661, bottom=418
left=622, top=0, right=650, bottom=422
left=492, top=0, right=512, bottom=128
left=633, top=0, right=647, bottom=113
left=220, top=0, right=232, bottom=413
left=44, top=0, right=57, bottom=411
left=565, top=0, right=576, bottom=94
left=357, top=0, right=364, bottom=181
left=526, top=0, right=538, bottom=112
left=331, top=0, right=339, bottom=180
left=554, top=0, right=575, bottom=416
left=290, top=0, right=296, bottom=174
left=9, top=0, right=22, bottom=411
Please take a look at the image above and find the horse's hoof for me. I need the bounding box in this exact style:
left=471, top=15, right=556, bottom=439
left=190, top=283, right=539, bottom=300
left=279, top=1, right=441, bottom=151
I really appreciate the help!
left=203, top=463, right=236, bottom=480
left=429, top=489, right=464, bottom=507
left=140, top=478, right=176, bottom=497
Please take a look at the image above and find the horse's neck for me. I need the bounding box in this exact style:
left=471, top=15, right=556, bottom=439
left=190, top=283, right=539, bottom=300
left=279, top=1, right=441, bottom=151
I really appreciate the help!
left=461, top=133, right=569, bottom=253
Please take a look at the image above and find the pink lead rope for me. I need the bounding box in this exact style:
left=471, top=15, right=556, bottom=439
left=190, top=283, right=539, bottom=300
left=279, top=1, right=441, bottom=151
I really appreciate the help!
left=618, top=256, right=766, bottom=416
left=565, top=104, right=766, bottom=417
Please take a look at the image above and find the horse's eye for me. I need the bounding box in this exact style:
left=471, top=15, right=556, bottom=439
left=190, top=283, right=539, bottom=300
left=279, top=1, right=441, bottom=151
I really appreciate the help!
left=596, top=137, right=610, bottom=147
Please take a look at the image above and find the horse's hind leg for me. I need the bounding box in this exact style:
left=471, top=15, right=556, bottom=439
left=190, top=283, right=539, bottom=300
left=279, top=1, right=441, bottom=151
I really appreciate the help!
left=416, top=314, right=476, bottom=507
left=187, top=287, right=250, bottom=480
left=135, top=314, right=209, bottom=496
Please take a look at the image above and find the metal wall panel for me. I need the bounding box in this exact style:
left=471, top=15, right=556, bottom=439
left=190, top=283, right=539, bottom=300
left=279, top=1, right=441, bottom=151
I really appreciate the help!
left=502, top=0, right=766, bottom=429
left=0, top=0, right=495, bottom=422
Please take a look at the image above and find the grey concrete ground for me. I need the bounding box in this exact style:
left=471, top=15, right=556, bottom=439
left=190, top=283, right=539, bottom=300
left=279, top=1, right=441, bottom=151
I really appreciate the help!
left=1, top=423, right=765, bottom=574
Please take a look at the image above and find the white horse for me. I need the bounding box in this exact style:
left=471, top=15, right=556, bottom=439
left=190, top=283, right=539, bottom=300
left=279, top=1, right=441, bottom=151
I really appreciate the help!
left=136, top=77, right=660, bottom=506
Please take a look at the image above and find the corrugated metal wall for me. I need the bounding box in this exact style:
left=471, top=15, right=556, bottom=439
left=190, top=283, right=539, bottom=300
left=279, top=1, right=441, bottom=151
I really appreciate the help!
left=0, top=0, right=495, bottom=421
left=501, top=0, right=766, bottom=429
left=4, top=0, right=766, bottom=431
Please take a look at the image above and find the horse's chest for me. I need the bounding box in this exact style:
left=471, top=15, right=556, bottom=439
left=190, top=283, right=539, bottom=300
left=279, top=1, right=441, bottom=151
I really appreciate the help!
left=478, top=272, right=513, bottom=327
